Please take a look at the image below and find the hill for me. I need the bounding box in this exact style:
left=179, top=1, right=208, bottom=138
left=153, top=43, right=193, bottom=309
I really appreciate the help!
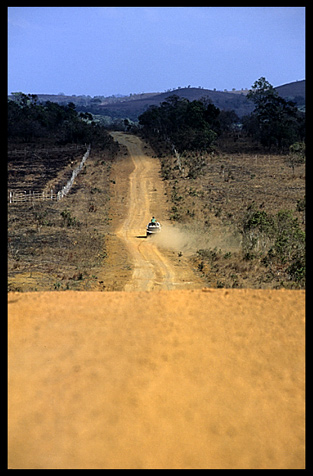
left=8, top=80, right=305, bottom=121
left=96, top=80, right=305, bottom=120
left=274, top=80, right=305, bottom=111
left=275, top=79, right=305, bottom=100
left=96, top=87, right=254, bottom=120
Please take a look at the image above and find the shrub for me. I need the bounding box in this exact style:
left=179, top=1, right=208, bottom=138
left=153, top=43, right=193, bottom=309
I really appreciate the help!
left=273, top=210, right=305, bottom=263
left=287, top=256, right=305, bottom=285
left=241, top=205, right=305, bottom=286
left=60, top=209, right=80, bottom=227
left=286, top=142, right=305, bottom=175
left=241, top=206, right=275, bottom=253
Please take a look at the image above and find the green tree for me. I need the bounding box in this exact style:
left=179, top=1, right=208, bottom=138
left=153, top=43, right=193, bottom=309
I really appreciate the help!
left=218, top=110, right=239, bottom=132
left=246, top=77, right=304, bottom=150
left=8, top=94, right=118, bottom=151
left=247, top=77, right=276, bottom=106
left=138, top=96, right=219, bottom=152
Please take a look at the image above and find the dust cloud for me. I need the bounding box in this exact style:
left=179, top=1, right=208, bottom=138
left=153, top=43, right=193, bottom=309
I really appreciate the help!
left=151, top=223, right=241, bottom=256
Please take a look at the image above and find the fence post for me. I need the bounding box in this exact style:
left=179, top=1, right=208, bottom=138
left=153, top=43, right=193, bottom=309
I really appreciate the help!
left=8, top=146, right=91, bottom=204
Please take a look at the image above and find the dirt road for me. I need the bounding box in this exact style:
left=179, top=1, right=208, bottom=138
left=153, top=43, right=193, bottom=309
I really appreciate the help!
left=8, top=134, right=305, bottom=469
left=8, top=289, right=305, bottom=469
left=110, top=132, right=203, bottom=291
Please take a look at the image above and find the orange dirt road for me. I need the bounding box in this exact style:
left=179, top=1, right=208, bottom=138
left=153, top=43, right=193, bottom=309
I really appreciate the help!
left=8, top=135, right=305, bottom=469
left=110, top=132, right=203, bottom=291
left=8, top=290, right=305, bottom=469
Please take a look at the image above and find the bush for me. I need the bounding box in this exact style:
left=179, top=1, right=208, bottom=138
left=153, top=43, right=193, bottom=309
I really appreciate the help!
left=61, top=209, right=80, bottom=227
left=286, top=142, right=305, bottom=174
left=273, top=210, right=305, bottom=263
left=287, top=256, right=305, bottom=285
left=241, top=205, right=305, bottom=286
left=241, top=206, right=275, bottom=253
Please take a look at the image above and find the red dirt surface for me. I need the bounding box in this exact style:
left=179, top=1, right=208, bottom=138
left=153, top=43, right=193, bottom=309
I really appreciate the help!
left=8, top=134, right=305, bottom=469
left=8, top=289, right=305, bottom=469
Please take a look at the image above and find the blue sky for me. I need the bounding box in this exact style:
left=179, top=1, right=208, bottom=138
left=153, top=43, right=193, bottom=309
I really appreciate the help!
left=8, top=6, right=305, bottom=97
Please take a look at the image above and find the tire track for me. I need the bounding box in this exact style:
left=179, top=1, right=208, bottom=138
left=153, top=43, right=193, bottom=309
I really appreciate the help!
left=110, top=132, right=182, bottom=291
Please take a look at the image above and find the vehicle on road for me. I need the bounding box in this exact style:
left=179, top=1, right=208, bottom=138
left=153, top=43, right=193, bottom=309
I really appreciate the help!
left=146, top=221, right=161, bottom=237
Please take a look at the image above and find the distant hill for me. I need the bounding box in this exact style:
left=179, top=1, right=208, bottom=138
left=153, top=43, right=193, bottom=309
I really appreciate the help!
left=94, top=80, right=306, bottom=120
left=274, top=80, right=305, bottom=111
left=95, top=87, right=255, bottom=120
left=275, top=79, right=305, bottom=99
left=8, top=80, right=305, bottom=121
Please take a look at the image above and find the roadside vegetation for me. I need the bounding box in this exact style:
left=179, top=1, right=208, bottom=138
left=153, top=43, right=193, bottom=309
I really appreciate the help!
left=138, top=78, right=305, bottom=289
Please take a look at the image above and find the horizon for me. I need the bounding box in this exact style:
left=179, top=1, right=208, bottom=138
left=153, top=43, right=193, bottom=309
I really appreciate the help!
left=8, top=79, right=306, bottom=100
left=8, top=7, right=305, bottom=97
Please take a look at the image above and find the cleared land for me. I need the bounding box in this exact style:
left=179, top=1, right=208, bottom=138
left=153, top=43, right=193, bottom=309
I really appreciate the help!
left=8, top=134, right=305, bottom=469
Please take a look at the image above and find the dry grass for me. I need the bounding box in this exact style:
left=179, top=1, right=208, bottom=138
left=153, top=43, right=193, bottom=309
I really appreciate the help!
left=8, top=145, right=117, bottom=291
left=159, top=150, right=305, bottom=289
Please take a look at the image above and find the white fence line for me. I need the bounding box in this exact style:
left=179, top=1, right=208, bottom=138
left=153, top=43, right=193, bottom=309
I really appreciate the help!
left=8, top=190, right=57, bottom=203
left=8, top=145, right=90, bottom=204
left=56, top=144, right=90, bottom=200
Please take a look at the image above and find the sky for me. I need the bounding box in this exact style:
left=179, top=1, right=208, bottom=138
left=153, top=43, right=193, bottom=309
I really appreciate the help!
left=8, top=6, right=305, bottom=97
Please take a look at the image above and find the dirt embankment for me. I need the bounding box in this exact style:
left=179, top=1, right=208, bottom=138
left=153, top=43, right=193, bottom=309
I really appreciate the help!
left=8, top=134, right=305, bottom=469
left=8, top=289, right=305, bottom=469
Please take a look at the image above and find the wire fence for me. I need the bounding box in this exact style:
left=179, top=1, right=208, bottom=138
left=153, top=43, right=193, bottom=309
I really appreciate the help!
left=8, top=145, right=90, bottom=204
left=8, top=189, right=57, bottom=203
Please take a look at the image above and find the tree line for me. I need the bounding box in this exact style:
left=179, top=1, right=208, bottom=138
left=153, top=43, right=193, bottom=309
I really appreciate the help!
left=138, top=77, right=305, bottom=154
left=138, top=95, right=229, bottom=153
left=8, top=78, right=305, bottom=154
left=7, top=92, right=116, bottom=151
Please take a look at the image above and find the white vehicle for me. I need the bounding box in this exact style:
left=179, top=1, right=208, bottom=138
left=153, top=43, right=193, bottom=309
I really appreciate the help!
left=146, top=221, right=161, bottom=237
